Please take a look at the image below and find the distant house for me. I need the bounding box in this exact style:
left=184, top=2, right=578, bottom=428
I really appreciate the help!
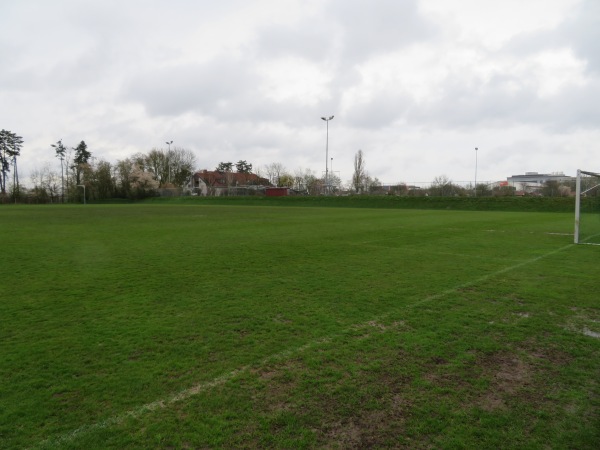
left=507, top=172, right=574, bottom=194
left=189, top=170, right=271, bottom=196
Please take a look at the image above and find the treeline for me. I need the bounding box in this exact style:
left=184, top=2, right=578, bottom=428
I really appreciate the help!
left=147, top=193, right=582, bottom=213
left=22, top=142, right=196, bottom=204
left=382, top=176, right=578, bottom=198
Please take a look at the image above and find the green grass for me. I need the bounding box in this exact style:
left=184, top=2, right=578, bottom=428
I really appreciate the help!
left=1, top=204, right=598, bottom=449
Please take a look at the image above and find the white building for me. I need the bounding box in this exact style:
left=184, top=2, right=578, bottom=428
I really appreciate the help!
left=507, top=172, right=574, bottom=193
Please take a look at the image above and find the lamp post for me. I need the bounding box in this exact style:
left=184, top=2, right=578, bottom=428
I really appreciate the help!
left=59, top=156, right=64, bottom=203
left=331, top=157, right=334, bottom=191
left=77, top=184, right=86, bottom=205
left=321, top=116, right=334, bottom=194
left=166, top=140, right=173, bottom=184
left=13, top=154, right=18, bottom=204
left=474, top=147, right=478, bottom=197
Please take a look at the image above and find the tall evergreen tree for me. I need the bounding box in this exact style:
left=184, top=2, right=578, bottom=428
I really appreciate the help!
left=235, top=160, right=253, bottom=173
left=73, top=140, right=91, bottom=164
left=51, top=139, right=67, bottom=202
left=72, top=140, right=91, bottom=185
left=216, top=162, right=233, bottom=172
left=0, top=129, right=23, bottom=195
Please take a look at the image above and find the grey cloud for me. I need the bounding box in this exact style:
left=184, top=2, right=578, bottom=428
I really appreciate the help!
left=401, top=67, right=599, bottom=133
left=256, top=21, right=334, bottom=62
left=505, top=0, right=600, bottom=74
left=536, top=81, right=600, bottom=131
left=409, top=73, right=537, bottom=129
left=123, top=56, right=328, bottom=128
left=342, top=91, right=414, bottom=129
left=255, top=0, right=434, bottom=64
left=562, top=0, right=600, bottom=73
left=125, top=58, right=260, bottom=116
left=329, top=0, right=435, bottom=62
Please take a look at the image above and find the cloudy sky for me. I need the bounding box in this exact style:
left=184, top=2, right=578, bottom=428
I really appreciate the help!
left=1, top=0, right=599, bottom=186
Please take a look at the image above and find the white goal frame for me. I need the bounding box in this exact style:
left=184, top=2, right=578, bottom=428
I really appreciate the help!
left=574, top=169, right=600, bottom=245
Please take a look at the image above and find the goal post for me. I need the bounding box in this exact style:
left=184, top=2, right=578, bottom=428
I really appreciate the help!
left=574, top=169, right=600, bottom=245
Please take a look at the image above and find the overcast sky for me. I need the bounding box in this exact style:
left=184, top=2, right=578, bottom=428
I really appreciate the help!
left=1, top=0, right=599, bottom=186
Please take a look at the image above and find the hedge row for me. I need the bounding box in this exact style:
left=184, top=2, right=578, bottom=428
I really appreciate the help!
left=145, top=195, right=585, bottom=213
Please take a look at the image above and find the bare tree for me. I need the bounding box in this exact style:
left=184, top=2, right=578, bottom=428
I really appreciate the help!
left=169, top=147, right=196, bottom=187
left=30, top=164, right=61, bottom=202
left=303, top=170, right=320, bottom=195
left=429, top=175, right=454, bottom=197
left=91, top=160, right=115, bottom=200
left=293, top=168, right=306, bottom=191
left=390, top=183, right=408, bottom=196
left=367, top=176, right=384, bottom=194
left=264, top=162, right=285, bottom=186
left=143, top=147, right=196, bottom=187
left=352, top=149, right=366, bottom=193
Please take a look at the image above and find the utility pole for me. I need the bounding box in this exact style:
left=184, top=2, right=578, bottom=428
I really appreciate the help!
left=13, top=154, right=18, bottom=204
left=321, top=116, right=334, bottom=194
left=166, top=140, right=173, bottom=184
left=474, top=147, right=478, bottom=197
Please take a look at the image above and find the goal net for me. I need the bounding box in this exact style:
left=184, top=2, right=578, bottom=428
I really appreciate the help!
left=574, top=170, right=600, bottom=245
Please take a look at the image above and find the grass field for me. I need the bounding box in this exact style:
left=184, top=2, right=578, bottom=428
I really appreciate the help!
left=1, top=204, right=598, bottom=449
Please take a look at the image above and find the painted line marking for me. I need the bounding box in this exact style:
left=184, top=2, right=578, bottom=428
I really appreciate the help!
left=35, top=243, right=574, bottom=449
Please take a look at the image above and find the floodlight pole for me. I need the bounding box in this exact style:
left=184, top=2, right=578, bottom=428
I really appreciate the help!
left=13, top=154, right=18, bottom=204
left=574, top=169, right=581, bottom=244
left=77, top=184, right=86, bottom=204
left=474, top=147, right=478, bottom=197
left=166, top=140, right=173, bottom=184
left=59, top=156, right=65, bottom=203
left=321, top=116, right=334, bottom=194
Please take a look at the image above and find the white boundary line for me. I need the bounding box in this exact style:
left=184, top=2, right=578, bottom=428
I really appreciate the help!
left=580, top=231, right=600, bottom=246
left=35, top=243, right=574, bottom=449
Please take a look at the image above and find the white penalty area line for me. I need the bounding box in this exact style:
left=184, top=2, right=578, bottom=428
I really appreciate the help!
left=405, top=243, right=574, bottom=309
left=35, top=243, right=575, bottom=449
left=580, top=231, right=600, bottom=245
left=34, top=338, right=331, bottom=450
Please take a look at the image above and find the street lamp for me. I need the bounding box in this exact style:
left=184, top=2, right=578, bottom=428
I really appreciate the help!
left=321, top=115, right=334, bottom=194
left=77, top=184, right=86, bottom=205
left=13, top=154, right=18, bottom=204
left=474, top=147, right=478, bottom=197
left=166, top=140, right=173, bottom=184
left=331, top=157, right=334, bottom=191
left=59, top=156, right=64, bottom=203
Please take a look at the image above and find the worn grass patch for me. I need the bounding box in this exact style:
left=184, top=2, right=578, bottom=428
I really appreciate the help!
left=0, top=204, right=598, bottom=449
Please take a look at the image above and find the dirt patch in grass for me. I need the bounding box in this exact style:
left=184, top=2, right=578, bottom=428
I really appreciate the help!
left=474, top=345, right=572, bottom=412
left=318, top=375, right=414, bottom=448
left=477, top=352, right=532, bottom=411
left=322, top=408, right=409, bottom=449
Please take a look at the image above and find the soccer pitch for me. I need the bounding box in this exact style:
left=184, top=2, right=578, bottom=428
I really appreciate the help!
left=1, top=204, right=598, bottom=449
